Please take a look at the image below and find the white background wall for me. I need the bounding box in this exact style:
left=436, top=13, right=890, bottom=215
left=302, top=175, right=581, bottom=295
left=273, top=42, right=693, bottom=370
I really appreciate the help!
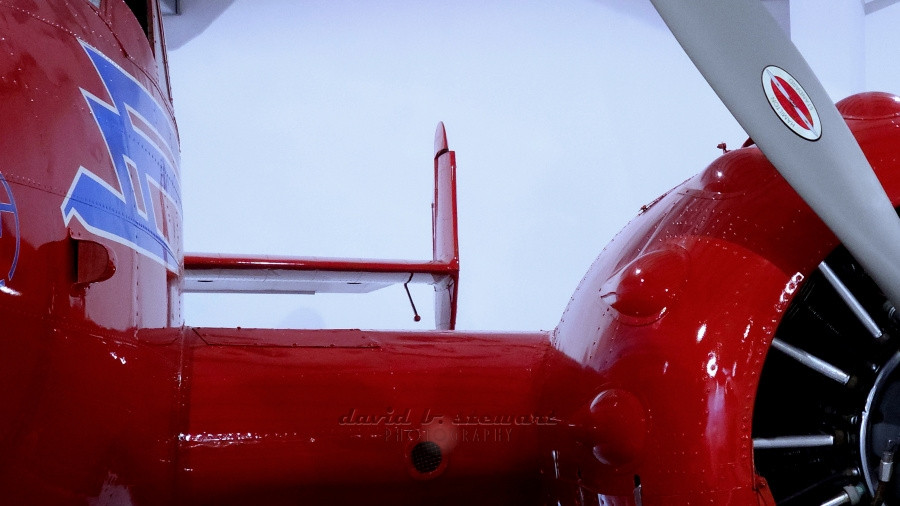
left=165, top=0, right=900, bottom=332
left=866, top=2, right=900, bottom=92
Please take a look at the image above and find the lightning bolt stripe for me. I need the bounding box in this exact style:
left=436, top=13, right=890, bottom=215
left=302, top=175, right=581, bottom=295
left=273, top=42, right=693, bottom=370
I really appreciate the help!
left=60, top=42, right=181, bottom=272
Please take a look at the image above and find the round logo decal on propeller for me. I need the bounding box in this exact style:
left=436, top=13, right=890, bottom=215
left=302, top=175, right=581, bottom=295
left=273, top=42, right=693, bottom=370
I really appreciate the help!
left=762, top=65, right=822, bottom=141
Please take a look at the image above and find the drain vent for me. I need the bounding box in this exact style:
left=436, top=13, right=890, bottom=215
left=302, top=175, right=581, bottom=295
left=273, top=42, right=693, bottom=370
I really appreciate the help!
left=410, top=441, right=442, bottom=473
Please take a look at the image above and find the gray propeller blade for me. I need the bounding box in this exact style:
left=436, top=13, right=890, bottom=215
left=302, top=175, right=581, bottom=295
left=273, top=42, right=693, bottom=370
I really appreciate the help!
left=650, top=0, right=900, bottom=307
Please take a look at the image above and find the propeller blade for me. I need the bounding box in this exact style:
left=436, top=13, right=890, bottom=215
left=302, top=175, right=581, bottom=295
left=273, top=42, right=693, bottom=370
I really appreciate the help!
left=650, top=0, right=900, bottom=307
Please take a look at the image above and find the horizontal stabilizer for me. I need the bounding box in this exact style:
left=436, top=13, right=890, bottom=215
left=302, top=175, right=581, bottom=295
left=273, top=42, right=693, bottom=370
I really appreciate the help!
left=183, top=255, right=456, bottom=294
left=184, top=122, right=460, bottom=329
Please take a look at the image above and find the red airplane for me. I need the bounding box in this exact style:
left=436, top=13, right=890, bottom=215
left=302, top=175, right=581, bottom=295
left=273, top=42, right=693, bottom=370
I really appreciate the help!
left=3, top=0, right=900, bottom=504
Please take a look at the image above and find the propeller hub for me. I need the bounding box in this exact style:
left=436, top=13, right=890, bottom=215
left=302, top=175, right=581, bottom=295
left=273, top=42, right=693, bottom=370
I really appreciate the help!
left=861, top=351, right=900, bottom=500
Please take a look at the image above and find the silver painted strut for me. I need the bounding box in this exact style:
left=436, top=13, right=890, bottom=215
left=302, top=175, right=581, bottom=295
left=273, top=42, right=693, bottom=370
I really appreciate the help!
left=819, top=261, right=884, bottom=340
left=771, top=338, right=852, bottom=385
left=753, top=434, right=835, bottom=449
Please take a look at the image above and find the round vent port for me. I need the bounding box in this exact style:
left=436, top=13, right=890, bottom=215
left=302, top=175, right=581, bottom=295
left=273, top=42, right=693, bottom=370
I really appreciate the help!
left=410, top=441, right=442, bottom=474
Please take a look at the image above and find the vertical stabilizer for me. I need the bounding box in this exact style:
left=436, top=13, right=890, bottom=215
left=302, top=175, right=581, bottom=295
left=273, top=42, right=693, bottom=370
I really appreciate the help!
left=433, top=122, right=459, bottom=330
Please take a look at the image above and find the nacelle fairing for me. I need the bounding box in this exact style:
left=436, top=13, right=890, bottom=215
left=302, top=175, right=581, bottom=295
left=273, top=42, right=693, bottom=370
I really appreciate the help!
left=0, top=1, right=184, bottom=503
left=547, top=92, right=900, bottom=504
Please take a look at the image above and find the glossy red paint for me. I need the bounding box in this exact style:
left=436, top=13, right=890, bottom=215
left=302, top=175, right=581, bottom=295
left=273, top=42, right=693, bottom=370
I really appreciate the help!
left=179, top=328, right=554, bottom=503
left=2, top=1, right=900, bottom=504
left=0, top=1, right=181, bottom=504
